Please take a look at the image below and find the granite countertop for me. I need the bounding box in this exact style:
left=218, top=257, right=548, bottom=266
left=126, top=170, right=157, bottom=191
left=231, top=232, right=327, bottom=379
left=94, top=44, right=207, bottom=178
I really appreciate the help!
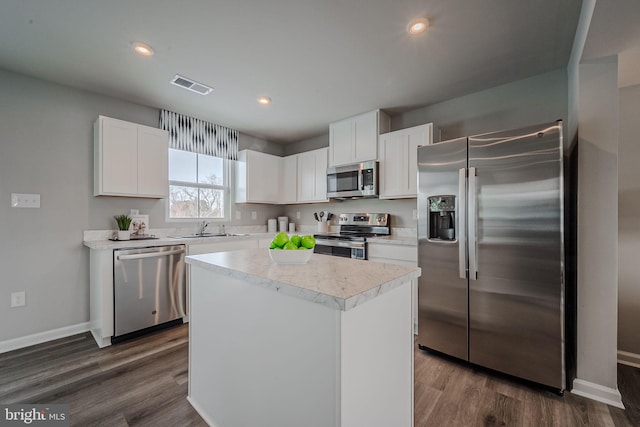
left=186, top=248, right=421, bottom=311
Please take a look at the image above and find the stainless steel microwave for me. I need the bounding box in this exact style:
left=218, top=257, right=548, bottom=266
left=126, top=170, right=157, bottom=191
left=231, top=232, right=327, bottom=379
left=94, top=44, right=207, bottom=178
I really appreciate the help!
left=326, top=161, right=378, bottom=199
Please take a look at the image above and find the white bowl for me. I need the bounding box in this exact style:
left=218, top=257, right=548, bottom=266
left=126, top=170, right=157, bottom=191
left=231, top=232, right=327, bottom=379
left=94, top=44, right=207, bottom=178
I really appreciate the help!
left=268, top=248, right=313, bottom=265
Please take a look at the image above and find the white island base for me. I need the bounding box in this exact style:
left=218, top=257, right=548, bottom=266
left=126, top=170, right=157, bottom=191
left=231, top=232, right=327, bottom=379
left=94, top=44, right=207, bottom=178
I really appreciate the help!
left=187, top=249, right=418, bottom=427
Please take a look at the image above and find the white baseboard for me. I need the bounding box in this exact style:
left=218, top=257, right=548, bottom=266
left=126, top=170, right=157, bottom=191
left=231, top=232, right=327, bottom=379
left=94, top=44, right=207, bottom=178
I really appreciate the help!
left=618, top=350, right=640, bottom=369
left=571, top=378, right=625, bottom=409
left=0, top=322, right=90, bottom=354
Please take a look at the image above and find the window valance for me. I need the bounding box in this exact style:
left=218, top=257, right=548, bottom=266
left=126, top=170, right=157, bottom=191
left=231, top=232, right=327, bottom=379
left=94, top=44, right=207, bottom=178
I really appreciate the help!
left=159, top=109, right=238, bottom=160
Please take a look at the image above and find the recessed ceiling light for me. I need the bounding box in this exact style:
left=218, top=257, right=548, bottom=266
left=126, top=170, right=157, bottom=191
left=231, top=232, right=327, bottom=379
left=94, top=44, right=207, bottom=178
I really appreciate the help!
left=407, top=18, right=429, bottom=35
left=257, top=96, right=271, bottom=105
left=133, top=42, right=154, bottom=57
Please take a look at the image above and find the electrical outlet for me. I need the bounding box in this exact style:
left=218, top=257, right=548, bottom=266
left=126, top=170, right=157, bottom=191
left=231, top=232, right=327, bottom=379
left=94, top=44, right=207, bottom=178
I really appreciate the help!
left=251, top=211, right=257, bottom=220
left=413, top=209, right=417, bottom=220
left=11, top=291, right=26, bottom=308
left=296, top=211, right=301, bottom=219
left=11, top=193, right=40, bottom=208
left=235, top=210, right=241, bottom=220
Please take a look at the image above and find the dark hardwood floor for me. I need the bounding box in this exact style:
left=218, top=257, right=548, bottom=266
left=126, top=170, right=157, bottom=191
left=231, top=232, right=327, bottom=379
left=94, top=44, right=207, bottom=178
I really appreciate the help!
left=1, top=324, right=638, bottom=426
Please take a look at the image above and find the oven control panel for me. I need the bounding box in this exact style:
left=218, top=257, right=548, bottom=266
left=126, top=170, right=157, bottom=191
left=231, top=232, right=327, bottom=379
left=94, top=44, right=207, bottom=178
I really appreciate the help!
left=338, top=213, right=389, bottom=226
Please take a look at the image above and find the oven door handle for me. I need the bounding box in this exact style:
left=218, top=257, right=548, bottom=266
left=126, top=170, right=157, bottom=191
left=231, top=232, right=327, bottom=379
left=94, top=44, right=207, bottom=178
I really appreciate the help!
left=314, top=239, right=366, bottom=249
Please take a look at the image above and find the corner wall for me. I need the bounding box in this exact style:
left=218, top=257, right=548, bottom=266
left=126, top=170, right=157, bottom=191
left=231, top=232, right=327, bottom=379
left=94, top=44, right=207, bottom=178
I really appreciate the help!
left=572, top=57, right=622, bottom=407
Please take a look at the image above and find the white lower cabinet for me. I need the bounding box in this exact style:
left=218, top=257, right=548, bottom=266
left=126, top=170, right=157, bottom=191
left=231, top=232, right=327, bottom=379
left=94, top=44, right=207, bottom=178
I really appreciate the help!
left=368, top=242, right=418, bottom=334
left=187, top=240, right=257, bottom=256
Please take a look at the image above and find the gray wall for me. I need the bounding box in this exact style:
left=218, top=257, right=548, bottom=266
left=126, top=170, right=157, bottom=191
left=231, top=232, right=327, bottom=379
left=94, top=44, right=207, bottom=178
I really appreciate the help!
left=391, top=69, right=569, bottom=143
left=618, top=83, right=640, bottom=356
left=0, top=68, right=283, bottom=342
left=576, top=57, right=619, bottom=390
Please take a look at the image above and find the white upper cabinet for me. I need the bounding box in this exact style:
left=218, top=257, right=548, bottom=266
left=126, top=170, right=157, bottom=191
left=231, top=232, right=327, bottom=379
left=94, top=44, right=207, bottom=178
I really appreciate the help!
left=329, top=110, right=390, bottom=167
left=280, top=154, right=298, bottom=204
left=379, top=123, right=432, bottom=199
left=235, top=150, right=281, bottom=204
left=236, top=148, right=328, bottom=205
left=296, top=148, right=329, bottom=203
left=94, top=116, right=169, bottom=198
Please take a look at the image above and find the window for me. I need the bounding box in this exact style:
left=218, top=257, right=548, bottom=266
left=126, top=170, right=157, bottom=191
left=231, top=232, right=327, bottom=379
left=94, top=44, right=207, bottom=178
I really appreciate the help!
left=168, top=149, right=229, bottom=219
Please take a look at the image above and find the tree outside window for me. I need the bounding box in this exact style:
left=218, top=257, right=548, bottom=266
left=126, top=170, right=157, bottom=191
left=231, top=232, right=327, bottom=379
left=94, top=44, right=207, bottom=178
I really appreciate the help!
left=168, top=149, right=228, bottom=219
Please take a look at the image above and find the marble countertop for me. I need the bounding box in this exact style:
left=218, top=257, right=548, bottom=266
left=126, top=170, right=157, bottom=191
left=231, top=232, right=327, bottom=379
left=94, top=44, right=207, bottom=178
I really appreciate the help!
left=367, top=235, right=417, bottom=246
left=82, top=233, right=272, bottom=250
left=82, top=227, right=417, bottom=249
left=186, top=248, right=421, bottom=311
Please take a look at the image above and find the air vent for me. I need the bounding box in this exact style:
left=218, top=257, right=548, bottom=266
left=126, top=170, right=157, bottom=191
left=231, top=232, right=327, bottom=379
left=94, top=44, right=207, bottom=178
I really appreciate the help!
left=170, top=74, right=213, bottom=95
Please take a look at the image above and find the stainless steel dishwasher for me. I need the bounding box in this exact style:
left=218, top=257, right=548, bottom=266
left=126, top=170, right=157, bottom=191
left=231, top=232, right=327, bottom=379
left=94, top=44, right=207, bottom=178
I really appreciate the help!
left=113, top=244, right=186, bottom=340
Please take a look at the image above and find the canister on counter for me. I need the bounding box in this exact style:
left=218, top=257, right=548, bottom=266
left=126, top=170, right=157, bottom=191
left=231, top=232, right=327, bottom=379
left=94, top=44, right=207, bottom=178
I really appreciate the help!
left=267, top=218, right=277, bottom=233
left=277, top=216, right=288, bottom=232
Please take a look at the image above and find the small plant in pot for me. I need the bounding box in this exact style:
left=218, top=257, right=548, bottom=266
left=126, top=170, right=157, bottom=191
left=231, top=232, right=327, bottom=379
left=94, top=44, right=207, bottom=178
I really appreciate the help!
left=114, top=214, right=132, bottom=240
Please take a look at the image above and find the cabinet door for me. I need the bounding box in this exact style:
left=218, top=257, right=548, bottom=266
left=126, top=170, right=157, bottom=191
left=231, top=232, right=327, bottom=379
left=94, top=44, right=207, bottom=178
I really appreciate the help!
left=297, top=150, right=316, bottom=202
left=378, top=131, right=405, bottom=198
left=137, top=126, right=169, bottom=197
left=405, top=123, right=432, bottom=196
left=353, top=111, right=378, bottom=162
left=100, top=118, right=138, bottom=195
left=281, top=155, right=297, bottom=204
left=329, top=119, right=352, bottom=166
left=313, top=148, right=328, bottom=201
left=245, top=151, right=281, bottom=203
left=379, top=123, right=432, bottom=199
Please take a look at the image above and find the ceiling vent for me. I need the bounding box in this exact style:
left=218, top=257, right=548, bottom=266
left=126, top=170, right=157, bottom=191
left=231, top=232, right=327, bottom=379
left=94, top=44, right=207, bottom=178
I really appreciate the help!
left=170, top=74, right=213, bottom=95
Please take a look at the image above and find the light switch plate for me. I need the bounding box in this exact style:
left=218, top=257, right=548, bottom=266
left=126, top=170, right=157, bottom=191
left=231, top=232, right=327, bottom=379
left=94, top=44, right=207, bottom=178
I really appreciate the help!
left=235, top=211, right=241, bottom=220
left=11, top=193, right=40, bottom=208
left=251, top=211, right=257, bottom=220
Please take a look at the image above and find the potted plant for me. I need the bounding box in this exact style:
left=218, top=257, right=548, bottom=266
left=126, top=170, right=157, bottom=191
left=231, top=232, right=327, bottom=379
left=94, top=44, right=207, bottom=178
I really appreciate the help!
left=114, top=214, right=132, bottom=240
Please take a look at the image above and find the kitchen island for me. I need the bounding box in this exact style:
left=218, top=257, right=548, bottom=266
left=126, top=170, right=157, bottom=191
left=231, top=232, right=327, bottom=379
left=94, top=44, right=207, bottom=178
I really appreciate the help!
left=186, top=248, right=421, bottom=427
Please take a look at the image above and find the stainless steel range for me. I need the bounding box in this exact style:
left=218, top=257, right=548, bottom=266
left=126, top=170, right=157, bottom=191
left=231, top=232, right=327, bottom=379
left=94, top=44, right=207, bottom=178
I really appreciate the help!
left=314, top=213, right=390, bottom=260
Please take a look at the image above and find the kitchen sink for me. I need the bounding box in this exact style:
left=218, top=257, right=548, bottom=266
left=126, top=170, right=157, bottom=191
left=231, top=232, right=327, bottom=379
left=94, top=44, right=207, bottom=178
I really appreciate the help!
left=168, top=233, right=249, bottom=239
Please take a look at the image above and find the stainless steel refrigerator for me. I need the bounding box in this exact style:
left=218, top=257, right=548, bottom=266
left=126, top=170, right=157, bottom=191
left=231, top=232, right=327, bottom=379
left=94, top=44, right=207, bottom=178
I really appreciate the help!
left=417, top=121, right=565, bottom=391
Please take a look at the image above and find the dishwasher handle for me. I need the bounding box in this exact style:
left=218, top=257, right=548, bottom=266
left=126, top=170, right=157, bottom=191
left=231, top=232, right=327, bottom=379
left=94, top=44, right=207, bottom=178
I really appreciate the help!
left=116, top=249, right=185, bottom=261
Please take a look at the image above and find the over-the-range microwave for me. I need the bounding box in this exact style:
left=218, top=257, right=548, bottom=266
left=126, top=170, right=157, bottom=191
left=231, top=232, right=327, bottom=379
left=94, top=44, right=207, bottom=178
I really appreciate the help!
left=326, top=160, right=378, bottom=199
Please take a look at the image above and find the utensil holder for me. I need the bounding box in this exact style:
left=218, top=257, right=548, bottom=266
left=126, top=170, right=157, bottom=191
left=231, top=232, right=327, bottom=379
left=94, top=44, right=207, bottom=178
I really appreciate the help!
left=317, top=222, right=328, bottom=233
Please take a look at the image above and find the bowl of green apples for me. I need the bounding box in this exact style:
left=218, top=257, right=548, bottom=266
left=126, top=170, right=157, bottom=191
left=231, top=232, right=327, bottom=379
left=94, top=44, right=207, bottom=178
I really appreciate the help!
left=268, top=232, right=316, bottom=264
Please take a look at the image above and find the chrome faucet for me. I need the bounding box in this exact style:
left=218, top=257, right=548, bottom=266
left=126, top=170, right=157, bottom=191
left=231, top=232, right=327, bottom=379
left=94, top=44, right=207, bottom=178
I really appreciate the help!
left=198, top=221, right=210, bottom=235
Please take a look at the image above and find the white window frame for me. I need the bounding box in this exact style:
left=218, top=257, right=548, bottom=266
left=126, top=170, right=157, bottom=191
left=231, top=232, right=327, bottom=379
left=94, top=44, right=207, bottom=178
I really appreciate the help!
left=166, top=152, right=232, bottom=222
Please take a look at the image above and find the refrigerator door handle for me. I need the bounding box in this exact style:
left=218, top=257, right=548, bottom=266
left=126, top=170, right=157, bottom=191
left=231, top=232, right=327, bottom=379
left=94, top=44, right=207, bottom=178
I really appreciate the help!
left=458, top=168, right=467, bottom=279
left=468, top=167, right=478, bottom=280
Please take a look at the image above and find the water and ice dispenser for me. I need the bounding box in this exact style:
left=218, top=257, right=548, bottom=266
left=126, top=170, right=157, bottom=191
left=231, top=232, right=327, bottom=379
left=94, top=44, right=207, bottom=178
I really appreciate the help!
left=428, top=195, right=456, bottom=241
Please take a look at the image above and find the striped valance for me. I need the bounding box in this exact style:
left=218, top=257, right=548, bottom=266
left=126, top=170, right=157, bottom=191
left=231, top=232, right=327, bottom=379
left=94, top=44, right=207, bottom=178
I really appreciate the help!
left=159, top=109, right=239, bottom=160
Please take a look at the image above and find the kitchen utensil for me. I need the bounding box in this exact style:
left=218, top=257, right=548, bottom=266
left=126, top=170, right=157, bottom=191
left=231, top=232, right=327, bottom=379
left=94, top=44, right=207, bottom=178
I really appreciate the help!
left=314, top=212, right=319, bottom=222
left=319, top=211, right=324, bottom=221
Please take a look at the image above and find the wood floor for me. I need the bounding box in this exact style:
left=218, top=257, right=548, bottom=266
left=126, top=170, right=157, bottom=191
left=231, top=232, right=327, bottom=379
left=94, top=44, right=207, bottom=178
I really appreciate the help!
left=1, top=324, right=638, bottom=426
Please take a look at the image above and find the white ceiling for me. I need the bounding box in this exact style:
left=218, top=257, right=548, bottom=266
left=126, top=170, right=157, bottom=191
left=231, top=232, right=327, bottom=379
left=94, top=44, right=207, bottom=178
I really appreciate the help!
left=0, top=0, right=582, bottom=143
